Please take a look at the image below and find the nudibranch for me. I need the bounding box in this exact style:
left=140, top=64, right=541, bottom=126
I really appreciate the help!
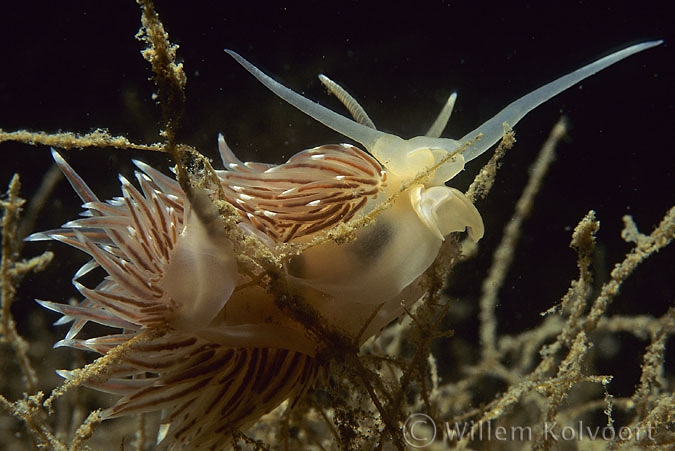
left=32, top=40, right=660, bottom=448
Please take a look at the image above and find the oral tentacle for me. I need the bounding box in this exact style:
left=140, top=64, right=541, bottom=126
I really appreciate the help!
left=459, top=40, right=663, bottom=163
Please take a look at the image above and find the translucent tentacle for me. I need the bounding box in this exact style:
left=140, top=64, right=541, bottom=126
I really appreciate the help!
left=227, top=41, right=662, bottom=181
left=225, top=49, right=385, bottom=151
left=426, top=92, right=457, bottom=138
left=459, top=40, right=663, bottom=162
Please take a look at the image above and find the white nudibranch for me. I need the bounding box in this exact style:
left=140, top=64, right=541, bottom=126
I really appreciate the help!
left=33, top=40, right=661, bottom=448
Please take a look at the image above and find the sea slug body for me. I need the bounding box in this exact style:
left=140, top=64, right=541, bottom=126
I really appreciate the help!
left=33, top=40, right=661, bottom=447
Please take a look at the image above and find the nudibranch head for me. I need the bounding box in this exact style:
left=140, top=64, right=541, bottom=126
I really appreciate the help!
left=224, top=40, right=661, bottom=247
left=33, top=40, right=661, bottom=447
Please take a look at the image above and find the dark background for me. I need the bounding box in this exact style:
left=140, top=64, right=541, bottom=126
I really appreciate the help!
left=1, top=1, right=673, bottom=397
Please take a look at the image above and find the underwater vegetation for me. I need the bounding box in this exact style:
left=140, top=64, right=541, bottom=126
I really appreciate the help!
left=1, top=1, right=674, bottom=450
